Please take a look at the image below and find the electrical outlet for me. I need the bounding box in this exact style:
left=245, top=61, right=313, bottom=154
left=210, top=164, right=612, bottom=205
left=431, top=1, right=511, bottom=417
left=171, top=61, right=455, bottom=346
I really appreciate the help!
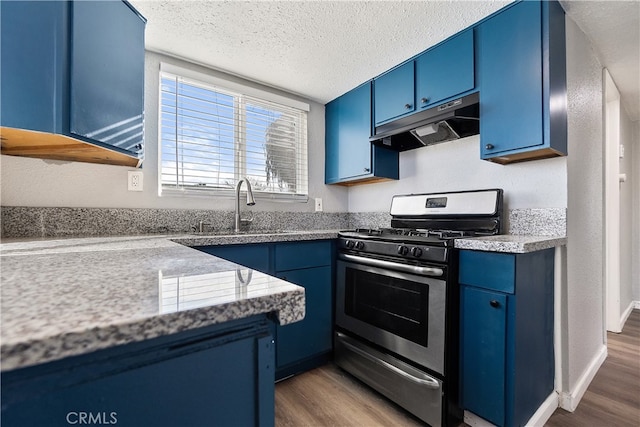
left=128, top=171, right=143, bottom=191
left=315, top=198, right=323, bottom=212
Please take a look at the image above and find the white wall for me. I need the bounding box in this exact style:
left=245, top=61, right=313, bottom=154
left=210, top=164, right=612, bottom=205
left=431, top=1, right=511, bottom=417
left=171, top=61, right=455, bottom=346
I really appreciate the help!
left=0, top=51, right=350, bottom=213
left=348, top=135, right=568, bottom=212
left=633, top=120, right=640, bottom=304
left=619, top=106, right=637, bottom=315
left=563, top=16, right=606, bottom=398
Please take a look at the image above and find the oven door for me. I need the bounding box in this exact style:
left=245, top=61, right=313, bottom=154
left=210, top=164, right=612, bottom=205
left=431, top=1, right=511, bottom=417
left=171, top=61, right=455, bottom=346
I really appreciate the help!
left=336, top=255, right=446, bottom=375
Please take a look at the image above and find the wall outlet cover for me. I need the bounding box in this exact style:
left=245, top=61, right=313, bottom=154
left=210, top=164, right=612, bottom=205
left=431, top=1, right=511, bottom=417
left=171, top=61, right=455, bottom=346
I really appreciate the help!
left=315, top=198, right=323, bottom=212
left=128, top=171, right=143, bottom=191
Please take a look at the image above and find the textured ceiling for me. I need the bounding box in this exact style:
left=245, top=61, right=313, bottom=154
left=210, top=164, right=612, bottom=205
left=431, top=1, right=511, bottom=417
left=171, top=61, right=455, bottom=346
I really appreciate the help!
left=560, top=0, right=640, bottom=120
left=130, top=0, right=510, bottom=103
left=130, top=0, right=639, bottom=120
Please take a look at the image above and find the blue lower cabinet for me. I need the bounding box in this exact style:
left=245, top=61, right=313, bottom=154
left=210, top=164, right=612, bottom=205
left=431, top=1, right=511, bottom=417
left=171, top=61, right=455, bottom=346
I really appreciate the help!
left=459, top=249, right=554, bottom=427
left=195, top=240, right=334, bottom=379
left=461, top=286, right=508, bottom=426
left=275, top=266, right=332, bottom=377
left=1, top=316, right=275, bottom=427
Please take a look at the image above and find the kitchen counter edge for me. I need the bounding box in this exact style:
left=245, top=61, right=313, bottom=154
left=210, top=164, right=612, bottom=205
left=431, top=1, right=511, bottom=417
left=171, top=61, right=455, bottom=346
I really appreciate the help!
left=454, top=234, right=567, bottom=253
left=0, top=231, right=339, bottom=372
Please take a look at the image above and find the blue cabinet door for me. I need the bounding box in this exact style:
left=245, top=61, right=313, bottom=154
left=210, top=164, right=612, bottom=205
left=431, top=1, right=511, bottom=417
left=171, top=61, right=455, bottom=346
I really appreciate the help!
left=70, top=1, right=145, bottom=156
left=324, top=98, right=341, bottom=183
left=1, top=1, right=69, bottom=134
left=461, top=286, right=508, bottom=427
left=337, top=83, right=373, bottom=180
left=275, top=241, right=331, bottom=271
left=373, top=61, right=415, bottom=125
left=275, top=266, right=332, bottom=369
left=415, top=30, right=475, bottom=109
left=478, top=1, right=543, bottom=156
left=325, top=83, right=398, bottom=184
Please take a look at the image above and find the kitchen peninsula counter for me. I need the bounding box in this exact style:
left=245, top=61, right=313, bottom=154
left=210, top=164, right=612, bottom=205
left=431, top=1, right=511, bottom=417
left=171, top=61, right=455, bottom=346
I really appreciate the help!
left=0, top=231, right=337, bottom=372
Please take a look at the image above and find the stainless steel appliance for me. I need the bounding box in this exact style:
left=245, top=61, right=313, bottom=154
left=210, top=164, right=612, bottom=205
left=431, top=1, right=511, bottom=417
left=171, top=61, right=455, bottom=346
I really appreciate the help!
left=370, top=92, right=479, bottom=151
left=334, top=188, right=503, bottom=427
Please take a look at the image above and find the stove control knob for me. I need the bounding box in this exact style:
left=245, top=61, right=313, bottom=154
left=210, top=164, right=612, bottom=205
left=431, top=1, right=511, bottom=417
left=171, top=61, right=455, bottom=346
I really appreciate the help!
left=345, top=240, right=355, bottom=249
left=355, top=241, right=364, bottom=250
left=397, top=245, right=409, bottom=255
left=411, top=247, right=423, bottom=257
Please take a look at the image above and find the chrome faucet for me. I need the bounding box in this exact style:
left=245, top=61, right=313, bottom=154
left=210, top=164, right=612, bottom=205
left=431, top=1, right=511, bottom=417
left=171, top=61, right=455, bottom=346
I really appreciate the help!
left=235, top=177, right=256, bottom=232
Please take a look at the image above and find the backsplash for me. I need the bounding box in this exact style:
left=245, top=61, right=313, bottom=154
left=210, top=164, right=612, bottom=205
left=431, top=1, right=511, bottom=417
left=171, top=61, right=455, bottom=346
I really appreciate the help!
left=1, top=207, right=565, bottom=238
left=508, top=208, right=566, bottom=236
left=0, top=207, right=350, bottom=238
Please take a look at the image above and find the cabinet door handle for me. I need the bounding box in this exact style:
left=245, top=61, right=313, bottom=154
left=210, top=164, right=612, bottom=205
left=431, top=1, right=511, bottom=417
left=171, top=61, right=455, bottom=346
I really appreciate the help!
left=364, top=167, right=371, bottom=173
left=485, top=144, right=495, bottom=150
left=404, top=103, right=412, bottom=110
left=489, top=300, right=501, bottom=308
left=421, top=97, right=429, bottom=104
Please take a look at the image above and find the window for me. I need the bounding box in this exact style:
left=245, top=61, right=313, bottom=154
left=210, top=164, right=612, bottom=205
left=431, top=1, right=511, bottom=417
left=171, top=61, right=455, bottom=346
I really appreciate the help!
left=159, top=63, right=309, bottom=200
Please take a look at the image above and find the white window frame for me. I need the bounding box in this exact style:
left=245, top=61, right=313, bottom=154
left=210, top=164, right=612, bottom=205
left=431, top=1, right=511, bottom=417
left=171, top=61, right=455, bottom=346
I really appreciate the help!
left=158, top=62, right=310, bottom=202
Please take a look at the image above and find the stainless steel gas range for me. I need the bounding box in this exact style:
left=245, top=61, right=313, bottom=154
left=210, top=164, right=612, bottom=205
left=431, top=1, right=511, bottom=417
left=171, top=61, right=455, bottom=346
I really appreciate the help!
left=334, top=189, right=503, bottom=427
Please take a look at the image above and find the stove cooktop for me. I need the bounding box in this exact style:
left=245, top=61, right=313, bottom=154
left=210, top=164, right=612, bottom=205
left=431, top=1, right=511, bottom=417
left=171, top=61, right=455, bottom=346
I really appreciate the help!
left=339, top=228, right=477, bottom=246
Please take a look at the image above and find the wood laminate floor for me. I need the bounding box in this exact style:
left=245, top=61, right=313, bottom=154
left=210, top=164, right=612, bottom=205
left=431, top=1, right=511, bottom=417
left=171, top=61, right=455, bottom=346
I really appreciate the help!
left=546, top=309, right=640, bottom=427
left=275, top=310, right=640, bottom=426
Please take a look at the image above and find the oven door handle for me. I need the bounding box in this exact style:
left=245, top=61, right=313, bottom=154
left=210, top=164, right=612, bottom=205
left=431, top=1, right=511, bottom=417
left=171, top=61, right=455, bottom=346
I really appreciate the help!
left=339, top=253, right=444, bottom=277
left=338, top=333, right=440, bottom=389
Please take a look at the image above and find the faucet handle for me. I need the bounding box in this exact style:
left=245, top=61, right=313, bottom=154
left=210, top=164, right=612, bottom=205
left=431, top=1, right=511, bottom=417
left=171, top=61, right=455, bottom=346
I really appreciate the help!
left=198, top=221, right=213, bottom=233
left=240, top=217, right=254, bottom=225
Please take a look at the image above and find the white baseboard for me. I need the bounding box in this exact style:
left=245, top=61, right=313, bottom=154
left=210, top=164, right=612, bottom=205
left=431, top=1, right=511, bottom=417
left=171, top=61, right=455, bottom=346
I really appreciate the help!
left=525, top=392, right=559, bottom=426
left=620, top=301, right=636, bottom=329
left=464, top=410, right=496, bottom=427
left=559, top=345, right=607, bottom=412
left=633, top=300, right=640, bottom=310
left=465, top=392, right=559, bottom=427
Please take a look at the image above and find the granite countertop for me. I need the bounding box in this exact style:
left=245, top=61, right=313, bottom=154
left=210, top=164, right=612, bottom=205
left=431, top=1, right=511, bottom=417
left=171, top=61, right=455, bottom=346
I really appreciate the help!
left=454, top=234, right=567, bottom=253
left=0, top=231, right=337, bottom=372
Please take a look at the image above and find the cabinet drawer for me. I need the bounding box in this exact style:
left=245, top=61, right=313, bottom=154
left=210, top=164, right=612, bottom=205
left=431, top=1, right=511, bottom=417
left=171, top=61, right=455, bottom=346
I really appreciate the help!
left=197, top=244, right=270, bottom=273
left=459, top=250, right=515, bottom=293
left=275, top=241, right=331, bottom=271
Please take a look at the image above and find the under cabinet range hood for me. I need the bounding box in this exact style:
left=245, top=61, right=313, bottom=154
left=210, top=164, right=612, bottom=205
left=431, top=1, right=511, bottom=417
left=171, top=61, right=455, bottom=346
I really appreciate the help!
left=371, top=92, right=480, bottom=152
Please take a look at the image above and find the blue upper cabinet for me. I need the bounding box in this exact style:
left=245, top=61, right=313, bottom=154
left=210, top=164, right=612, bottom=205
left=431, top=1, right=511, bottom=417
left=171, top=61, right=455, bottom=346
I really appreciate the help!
left=373, top=62, right=415, bottom=125
left=1, top=1, right=69, bottom=135
left=70, top=1, right=145, bottom=155
left=0, top=0, right=146, bottom=167
left=415, top=29, right=475, bottom=109
left=478, top=0, right=567, bottom=164
left=325, top=83, right=399, bottom=184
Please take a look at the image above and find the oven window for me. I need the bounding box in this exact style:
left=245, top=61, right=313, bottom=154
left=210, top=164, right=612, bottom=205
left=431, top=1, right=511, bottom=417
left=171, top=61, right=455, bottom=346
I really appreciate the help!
left=344, top=267, right=428, bottom=346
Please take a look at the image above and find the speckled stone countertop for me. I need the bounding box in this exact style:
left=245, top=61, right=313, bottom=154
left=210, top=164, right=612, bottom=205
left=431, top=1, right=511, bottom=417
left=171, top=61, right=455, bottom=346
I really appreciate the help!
left=0, top=231, right=337, bottom=372
left=454, top=234, right=567, bottom=253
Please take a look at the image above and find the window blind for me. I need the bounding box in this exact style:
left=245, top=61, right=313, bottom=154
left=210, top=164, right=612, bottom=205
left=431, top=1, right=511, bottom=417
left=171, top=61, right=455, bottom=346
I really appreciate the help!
left=160, top=69, right=308, bottom=200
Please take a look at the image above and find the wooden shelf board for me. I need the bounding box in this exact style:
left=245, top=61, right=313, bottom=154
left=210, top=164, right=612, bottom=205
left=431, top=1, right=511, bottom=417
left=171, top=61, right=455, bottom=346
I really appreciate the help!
left=0, top=127, right=141, bottom=167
